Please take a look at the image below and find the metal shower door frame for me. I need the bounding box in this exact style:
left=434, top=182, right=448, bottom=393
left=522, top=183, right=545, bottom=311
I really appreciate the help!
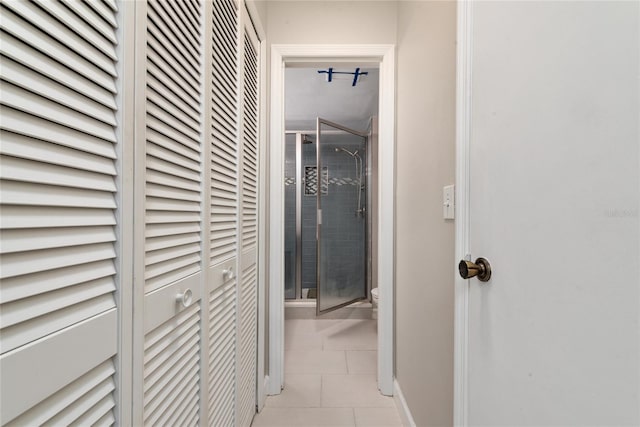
left=316, top=117, right=369, bottom=316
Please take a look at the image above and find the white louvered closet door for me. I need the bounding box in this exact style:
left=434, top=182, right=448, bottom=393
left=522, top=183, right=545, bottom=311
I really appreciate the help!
left=209, top=0, right=240, bottom=426
left=0, top=0, right=120, bottom=425
left=237, top=17, right=261, bottom=427
left=138, top=0, right=205, bottom=425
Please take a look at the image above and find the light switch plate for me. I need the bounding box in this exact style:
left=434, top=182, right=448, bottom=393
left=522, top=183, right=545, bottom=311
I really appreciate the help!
left=443, top=184, right=455, bottom=219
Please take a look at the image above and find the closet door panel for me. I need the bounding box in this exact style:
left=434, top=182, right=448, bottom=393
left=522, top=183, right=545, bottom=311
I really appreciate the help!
left=141, top=0, right=204, bottom=425
left=208, top=0, right=240, bottom=425
left=237, top=25, right=260, bottom=427
left=0, top=0, right=120, bottom=424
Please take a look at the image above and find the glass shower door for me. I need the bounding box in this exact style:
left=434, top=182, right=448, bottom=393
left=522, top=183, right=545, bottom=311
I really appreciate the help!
left=316, top=118, right=368, bottom=315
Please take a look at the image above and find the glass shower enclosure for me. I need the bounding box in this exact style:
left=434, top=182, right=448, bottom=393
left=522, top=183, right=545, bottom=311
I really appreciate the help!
left=284, top=118, right=369, bottom=315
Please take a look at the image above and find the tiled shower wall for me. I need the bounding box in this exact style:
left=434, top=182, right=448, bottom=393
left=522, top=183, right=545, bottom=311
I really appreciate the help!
left=285, top=133, right=367, bottom=300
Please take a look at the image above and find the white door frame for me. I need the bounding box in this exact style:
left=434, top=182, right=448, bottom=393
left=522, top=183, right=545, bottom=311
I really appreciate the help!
left=268, top=44, right=396, bottom=396
left=454, top=1, right=472, bottom=425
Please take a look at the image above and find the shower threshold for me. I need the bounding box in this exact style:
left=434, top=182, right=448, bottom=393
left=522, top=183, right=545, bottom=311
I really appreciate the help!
left=285, top=300, right=372, bottom=319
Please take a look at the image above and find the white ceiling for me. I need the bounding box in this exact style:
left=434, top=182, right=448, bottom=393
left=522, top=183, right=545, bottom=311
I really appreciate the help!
left=285, top=66, right=379, bottom=132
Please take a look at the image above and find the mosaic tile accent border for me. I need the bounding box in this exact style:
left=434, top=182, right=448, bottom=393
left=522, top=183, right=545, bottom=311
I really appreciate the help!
left=328, top=177, right=359, bottom=186
left=285, top=176, right=360, bottom=187
left=304, top=166, right=328, bottom=196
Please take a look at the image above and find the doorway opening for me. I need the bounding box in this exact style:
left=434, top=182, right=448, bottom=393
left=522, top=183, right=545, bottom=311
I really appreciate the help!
left=283, top=66, right=378, bottom=316
left=268, top=45, right=395, bottom=397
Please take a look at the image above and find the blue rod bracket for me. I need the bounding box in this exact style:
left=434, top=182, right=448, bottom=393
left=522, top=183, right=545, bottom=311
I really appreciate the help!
left=317, top=67, right=368, bottom=87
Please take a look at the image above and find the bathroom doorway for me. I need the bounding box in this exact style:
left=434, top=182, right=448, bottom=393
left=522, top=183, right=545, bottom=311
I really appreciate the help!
left=268, top=45, right=396, bottom=397
left=283, top=66, right=378, bottom=316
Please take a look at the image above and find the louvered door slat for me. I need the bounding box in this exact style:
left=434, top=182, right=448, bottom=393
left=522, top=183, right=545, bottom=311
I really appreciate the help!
left=147, top=102, right=202, bottom=145
left=237, top=263, right=258, bottom=427
left=0, top=181, right=115, bottom=209
left=34, top=0, right=118, bottom=61
left=1, top=82, right=116, bottom=142
left=146, top=221, right=201, bottom=238
left=147, top=4, right=199, bottom=87
left=241, top=32, right=259, bottom=251
left=212, top=98, right=238, bottom=136
left=1, top=259, right=114, bottom=302
left=150, top=0, right=198, bottom=56
left=147, top=117, right=201, bottom=159
left=146, top=56, right=198, bottom=112
left=5, top=360, right=116, bottom=427
left=1, top=204, right=115, bottom=229
left=148, top=86, right=200, bottom=132
left=157, top=0, right=199, bottom=46
left=0, top=107, right=116, bottom=158
left=1, top=156, right=116, bottom=192
left=61, top=0, right=117, bottom=44
left=1, top=243, right=115, bottom=279
left=146, top=170, right=200, bottom=193
left=43, top=376, right=115, bottom=426
left=148, top=73, right=201, bottom=123
left=172, top=0, right=199, bottom=33
left=1, top=34, right=116, bottom=110
left=146, top=146, right=200, bottom=177
left=1, top=132, right=116, bottom=176
left=147, top=131, right=201, bottom=165
left=143, top=304, right=201, bottom=427
left=102, top=0, right=118, bottom=12
left=0, top=0, right=120, bottom=423
left=210, top=0, right=239, bottom=267
left=4, top=1, right=117, bottom=76
left=209, top=280, right=236, bottom=426
left=85, top=0, right=118, bottom=27
left=1, top=6, right=116, bottom=93
left=2, top=57, right=116, bottom=125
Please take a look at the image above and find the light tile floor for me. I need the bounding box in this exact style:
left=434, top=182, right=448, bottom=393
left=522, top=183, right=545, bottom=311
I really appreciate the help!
left=252, top=319, right=402, bottom=427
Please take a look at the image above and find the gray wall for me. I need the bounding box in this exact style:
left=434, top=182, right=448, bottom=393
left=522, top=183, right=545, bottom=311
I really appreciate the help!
left=395, top=2, right=457, bottom=425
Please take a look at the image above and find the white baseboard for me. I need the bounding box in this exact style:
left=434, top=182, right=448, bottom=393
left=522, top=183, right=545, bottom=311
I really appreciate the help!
left=394, top=379, right=416, bottom=427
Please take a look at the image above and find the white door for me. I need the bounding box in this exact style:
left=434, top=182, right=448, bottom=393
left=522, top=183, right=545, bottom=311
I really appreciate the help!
left=237, top=15, right=261, bottom=427
left=462, top=2, right=639, bottom=425
left=133, top=1, right=261, bottom=425
left=209, top=0, right=241, bottom=425
left=135, top=1, right=205, bottom=425
left=1, top=1, right=121, bottom=424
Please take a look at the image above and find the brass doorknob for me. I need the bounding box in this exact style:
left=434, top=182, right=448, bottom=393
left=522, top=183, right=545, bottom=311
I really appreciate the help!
left=459, top=257, right=492, bottom=282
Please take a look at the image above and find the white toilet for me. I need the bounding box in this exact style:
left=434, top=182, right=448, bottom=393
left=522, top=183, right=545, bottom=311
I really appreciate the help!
left=370, top=287, right=379, bottom=320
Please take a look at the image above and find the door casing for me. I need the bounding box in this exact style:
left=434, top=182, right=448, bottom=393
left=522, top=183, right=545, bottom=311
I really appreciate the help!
left=268, top=44, right=396, bottom=396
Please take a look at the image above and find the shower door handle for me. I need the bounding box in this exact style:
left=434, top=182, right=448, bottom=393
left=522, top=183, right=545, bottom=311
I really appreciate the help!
left=458, top=257, right=492, bottom=282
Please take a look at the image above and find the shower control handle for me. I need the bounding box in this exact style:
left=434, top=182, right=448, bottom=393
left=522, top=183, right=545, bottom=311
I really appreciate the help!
left=458, top=257, right=492, bottom=282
